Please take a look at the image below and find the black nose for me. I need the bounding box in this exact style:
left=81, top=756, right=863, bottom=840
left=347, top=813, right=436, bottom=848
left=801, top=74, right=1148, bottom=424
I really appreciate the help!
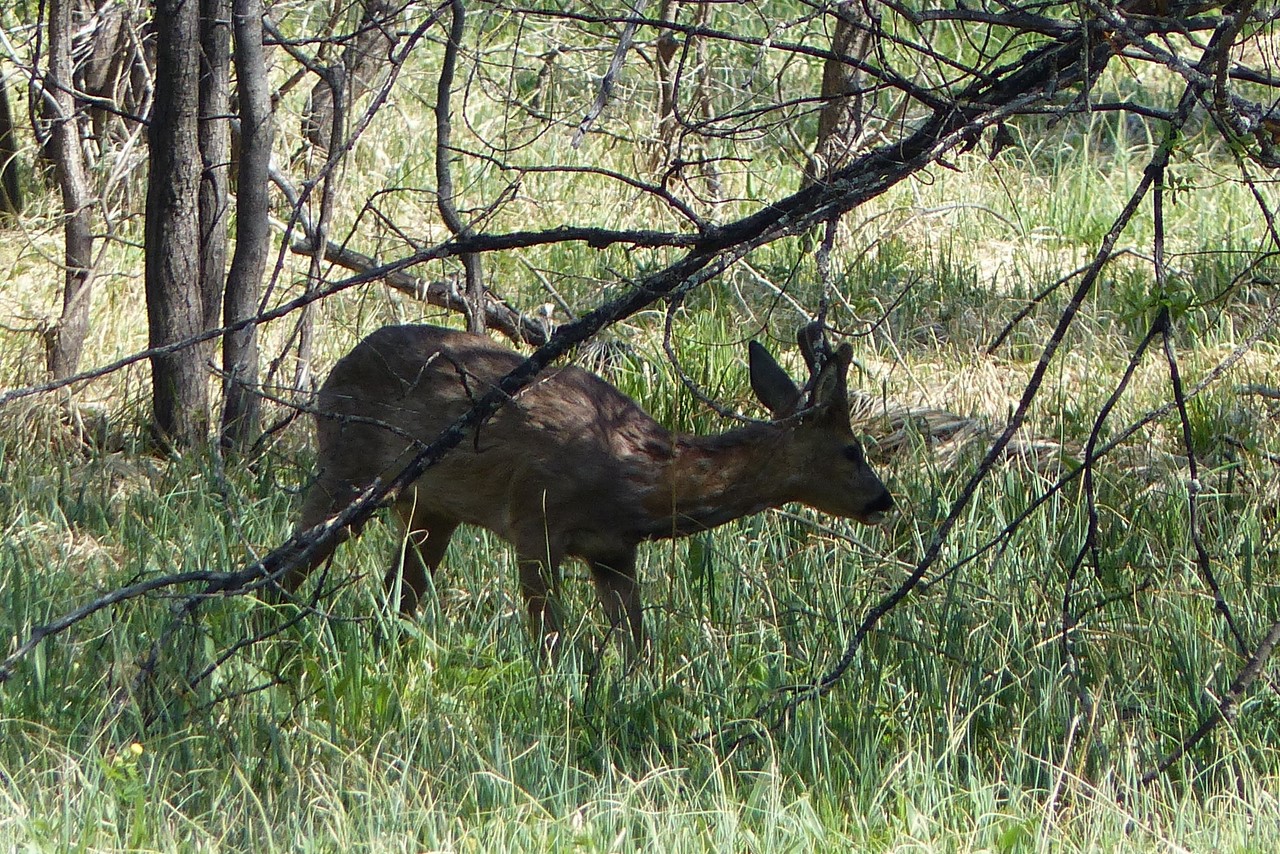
left=868, top=490, right=894, bottom=514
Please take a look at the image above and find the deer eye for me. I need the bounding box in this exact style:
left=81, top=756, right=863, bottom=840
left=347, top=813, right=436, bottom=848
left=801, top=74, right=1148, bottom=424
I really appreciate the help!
left=842, top=444, right=864, bottom=465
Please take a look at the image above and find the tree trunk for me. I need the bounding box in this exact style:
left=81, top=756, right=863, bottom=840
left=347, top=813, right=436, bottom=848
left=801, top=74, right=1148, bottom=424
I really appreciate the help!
left=73, top=0, right=154, bottom=151
left=221, top=0, right=272, bottom=451
left=45, top=0, right=96, bottom=380
left=654, top=0, right=681, bottom=147
left=301, top=0, right=398, bottom=159
left=199, top=0, right=231, bottom=333
left=436, top=0, right=485, bottom=334
left=0, top=78, right=22, bottom=216
left=651, top=2, right=717, bottom=197
left=146, top=0, right=209, bottom=448
left=805, top=1, right=876, bottom=187
left=292, top=0, right=401, bottom=386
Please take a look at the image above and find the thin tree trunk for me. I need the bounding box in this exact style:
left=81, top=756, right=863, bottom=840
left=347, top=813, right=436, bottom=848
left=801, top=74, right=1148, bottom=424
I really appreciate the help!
left=293, top=0, right=401, bottom=386
left=805, top=2, right=876, bottom=187
left=651, top=2, right=716, bottom=198
left=301, top=0, right=397, bottom=160
left=436, top=0, right=484, bottom=334
left=146, top=0, right=209, bottom=448
left=221, top=0, right=271, bottom=451
left=293, top=66, right=342, bottom=395
left=74, top=0, right=154, bottom=151
left=199, top=0, right=231, bottom=332
left=654, top=0, right=681, bottom=155
left=0, top=78, right=22, bottom=216
left=45, top=0, right=96, bottom=379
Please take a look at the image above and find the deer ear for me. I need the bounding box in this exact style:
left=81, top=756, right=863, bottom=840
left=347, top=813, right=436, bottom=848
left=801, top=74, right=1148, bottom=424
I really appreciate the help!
left=749, top=340, right=801, bottom=418
left=810, top=342, right=853, bottom=415
left=796, top=322, right=824, bottom=373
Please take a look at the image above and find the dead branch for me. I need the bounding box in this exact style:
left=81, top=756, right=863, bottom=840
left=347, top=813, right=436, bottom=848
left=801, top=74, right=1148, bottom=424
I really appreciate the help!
left=287, top=235, right=552, bottom=345
left=433, top=0, right=485, bottom=334
left=1140, top=617, right=1280, bottom=786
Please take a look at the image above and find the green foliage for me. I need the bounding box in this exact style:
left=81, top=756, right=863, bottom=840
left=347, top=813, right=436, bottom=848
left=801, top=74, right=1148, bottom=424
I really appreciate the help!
left=5, top=3, right=1280, bottom=850
left=3, top=340, right=1280, bottom=848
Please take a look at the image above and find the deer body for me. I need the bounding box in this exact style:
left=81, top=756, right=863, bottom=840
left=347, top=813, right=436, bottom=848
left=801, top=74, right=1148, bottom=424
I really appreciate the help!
left=289, top=324, right=892, bottom=654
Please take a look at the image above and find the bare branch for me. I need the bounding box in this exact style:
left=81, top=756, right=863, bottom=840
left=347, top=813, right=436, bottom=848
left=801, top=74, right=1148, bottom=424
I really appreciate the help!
left=1140, top=617, right=1280, bottom=786
left=435, top=0, right=486, bottom=333
left=572, top=0, right=653, bottom=147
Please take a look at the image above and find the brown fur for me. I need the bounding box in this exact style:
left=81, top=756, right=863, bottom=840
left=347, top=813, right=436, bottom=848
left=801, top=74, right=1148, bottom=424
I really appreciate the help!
left=287, top=324, right=893, bottom=655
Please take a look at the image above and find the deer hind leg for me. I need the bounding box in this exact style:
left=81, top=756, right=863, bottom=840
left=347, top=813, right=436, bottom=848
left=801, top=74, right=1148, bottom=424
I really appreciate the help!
left=386, top=491, right=458, bottom=615
left=589, top=551, right=645, bottom=657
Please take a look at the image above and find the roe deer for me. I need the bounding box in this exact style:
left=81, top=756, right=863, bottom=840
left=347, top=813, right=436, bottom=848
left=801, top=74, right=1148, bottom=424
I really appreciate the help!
left=286, top=323, right=893, bottom=655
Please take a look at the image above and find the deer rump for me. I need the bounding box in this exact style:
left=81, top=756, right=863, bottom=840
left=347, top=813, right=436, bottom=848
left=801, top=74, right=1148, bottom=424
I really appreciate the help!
left=288, top=323, right=893, bottom=656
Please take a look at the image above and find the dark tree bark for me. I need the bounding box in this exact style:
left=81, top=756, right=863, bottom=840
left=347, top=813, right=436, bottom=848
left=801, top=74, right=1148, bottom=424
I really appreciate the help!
left=436, top=0, right=485, bottom=334
left=301, top=0, right=398, bottom=160
left=650, top=1, right=717, bottom=196
left=804, top=1, right=877, bottom=187
left=199, top=0, right=231, bottom=335
left=0, top=79, right=21, bottom=216
left=44, top=0, right=96, bottom=379
left=72, top=0, right=153, bottom=150
left=290, top=0, right=401, bottom=387
left=654, top=0, right=691, bottom=156
left=146, top=0, right=209, bottom=447
left=221, top=0, right=272, bottom=451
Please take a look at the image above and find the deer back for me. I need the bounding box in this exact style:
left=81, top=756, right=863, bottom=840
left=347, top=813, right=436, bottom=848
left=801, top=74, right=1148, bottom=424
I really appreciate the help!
left=312, top=325, right=676, bottom=553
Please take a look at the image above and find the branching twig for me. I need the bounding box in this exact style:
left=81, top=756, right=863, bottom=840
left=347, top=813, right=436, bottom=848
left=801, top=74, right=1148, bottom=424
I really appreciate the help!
left=435, top=0, right=486, bottom=334
left=284, top=232, right=550, bottom=344
left=1162, top=315, right=1251, bottom=657
left=1060, top=309, right=1168, bottom=758
left=572, top=0, right=653, bottom=147
left=987, top=249, right=1144, bottom=354
left=1140, top=617, right=1280, bottom=786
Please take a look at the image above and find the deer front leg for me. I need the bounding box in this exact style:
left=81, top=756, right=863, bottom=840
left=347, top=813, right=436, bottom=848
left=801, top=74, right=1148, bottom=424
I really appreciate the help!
left=280, top=477, right=362, bottom=597
left=516, top=553, right=564, bottom=660
left=386, top=492, right=458, bottom=615
left=589, top=550, right=645, bottom=658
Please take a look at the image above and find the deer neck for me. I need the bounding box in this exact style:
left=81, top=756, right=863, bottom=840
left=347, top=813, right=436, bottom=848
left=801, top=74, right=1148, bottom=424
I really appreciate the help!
left=642, top=424, right=793, bottom=539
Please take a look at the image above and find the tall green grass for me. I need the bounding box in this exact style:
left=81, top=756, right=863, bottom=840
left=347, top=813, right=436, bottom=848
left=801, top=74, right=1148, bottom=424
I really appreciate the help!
left=4, top=11, right=1280, bottom=849
left=4, top=281, right=1280, bottom=848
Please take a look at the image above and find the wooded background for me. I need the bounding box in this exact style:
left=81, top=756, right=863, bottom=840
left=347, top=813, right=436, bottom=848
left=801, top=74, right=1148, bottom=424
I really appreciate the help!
left=2, top=2, right=1280, bottom=847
